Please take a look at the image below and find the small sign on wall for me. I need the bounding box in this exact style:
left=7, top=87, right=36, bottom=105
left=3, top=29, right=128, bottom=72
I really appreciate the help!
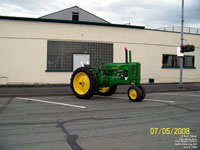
left=177, top=47, right=184, bottom=57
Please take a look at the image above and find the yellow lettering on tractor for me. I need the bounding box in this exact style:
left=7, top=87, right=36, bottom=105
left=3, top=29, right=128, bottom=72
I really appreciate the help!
left=112, top=67, right=119, bottom=69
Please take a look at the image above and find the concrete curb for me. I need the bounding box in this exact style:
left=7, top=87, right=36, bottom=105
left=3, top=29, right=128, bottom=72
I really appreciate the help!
left=0, top=88, right=200, bottom=98
left=0, top=82, right=199, bottom=87
left=1, top=83, right=200, bottom=98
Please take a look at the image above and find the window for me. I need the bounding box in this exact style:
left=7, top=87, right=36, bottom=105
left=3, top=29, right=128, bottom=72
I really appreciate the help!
left=162, top=54, right=195, bottom=68
left=47, top=41, right=113, bottom=71
left=184, top=56, right=194, bottom=67
left=72, top=12, right=79, bottom=21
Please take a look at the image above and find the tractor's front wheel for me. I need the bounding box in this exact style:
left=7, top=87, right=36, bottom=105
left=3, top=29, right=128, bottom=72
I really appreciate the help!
left=70, top=67, right=97, bottom=99
left=128, top=85, right=142, bottom=102
left=97, top=85, right=117, bottom=96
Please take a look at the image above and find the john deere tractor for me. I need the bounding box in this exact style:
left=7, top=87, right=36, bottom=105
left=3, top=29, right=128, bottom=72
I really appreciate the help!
left=70, top=48, right=146, bottom=102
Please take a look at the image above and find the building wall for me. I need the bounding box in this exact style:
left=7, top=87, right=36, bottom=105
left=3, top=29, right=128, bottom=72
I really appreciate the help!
left=0, top=19, right=200, bottom=84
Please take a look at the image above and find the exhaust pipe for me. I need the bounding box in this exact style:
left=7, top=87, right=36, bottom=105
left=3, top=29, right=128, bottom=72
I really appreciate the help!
left=124, top=47, right=128, bottom=63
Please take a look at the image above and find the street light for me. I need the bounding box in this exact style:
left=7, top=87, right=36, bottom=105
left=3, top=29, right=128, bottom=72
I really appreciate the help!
left=179, top=0, right=184, bottom=87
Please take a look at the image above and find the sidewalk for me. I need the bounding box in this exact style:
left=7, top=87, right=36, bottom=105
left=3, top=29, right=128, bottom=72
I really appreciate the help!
left=0, top=83, right=200, bottom=97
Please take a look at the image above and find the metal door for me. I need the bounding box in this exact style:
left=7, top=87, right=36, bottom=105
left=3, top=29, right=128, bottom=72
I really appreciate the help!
left=73, top=53, right=90, bottom=71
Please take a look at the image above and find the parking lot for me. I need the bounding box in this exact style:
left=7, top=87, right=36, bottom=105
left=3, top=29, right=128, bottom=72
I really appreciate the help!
left=0, top=91, right=200, bottom=150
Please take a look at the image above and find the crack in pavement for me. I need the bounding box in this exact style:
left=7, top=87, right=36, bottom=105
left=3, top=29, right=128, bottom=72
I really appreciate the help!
left=0, top=98, right=13, bottom=114
left=167, top=102, right=200, bottom=113
left=55, top=117, right=130, bottom=150
left=56, top=122, right=84, bottom=150
left=0, top=116, right=129, bottom=126
left=0, top=116, right=129, bottom=150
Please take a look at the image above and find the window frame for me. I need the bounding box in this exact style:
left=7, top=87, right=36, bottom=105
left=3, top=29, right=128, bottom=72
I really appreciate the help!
left=162, top=54, right=195, bottom=69
left=72, top=12, right=79, bottom=21
left=46, top=41, right=113, bottom=72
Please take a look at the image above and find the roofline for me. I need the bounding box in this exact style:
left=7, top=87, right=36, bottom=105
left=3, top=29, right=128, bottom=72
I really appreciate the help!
left=73, top=6, right=110, bottom=23
left=146, top=28, right=200, bottom=36
left=39, top=6, right=76, bottom=18
left=39, top=6, right=110, bottom=23
left=0, top=16, right=145, bottom=29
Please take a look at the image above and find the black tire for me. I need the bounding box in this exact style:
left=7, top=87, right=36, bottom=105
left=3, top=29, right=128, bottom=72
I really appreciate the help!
left=97, top=85, right=117, bottom=96
left=138, top=85, right=146, bottom=101
left=70, top=67, right=97, bottom=99
left=128, top=85, right=142, bottom=102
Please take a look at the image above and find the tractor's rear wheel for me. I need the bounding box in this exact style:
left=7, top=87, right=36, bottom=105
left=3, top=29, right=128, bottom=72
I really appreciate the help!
left=70, top=67, right=96, bottom=99
left=128, top=85, right=142, bottom=102
left=97, top=85, right=117, bottom=96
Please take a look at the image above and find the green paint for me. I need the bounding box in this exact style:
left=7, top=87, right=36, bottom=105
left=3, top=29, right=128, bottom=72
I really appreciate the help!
left=92, top=62, right=141, bottom=88
left=129, top=50, right=132, bottom=63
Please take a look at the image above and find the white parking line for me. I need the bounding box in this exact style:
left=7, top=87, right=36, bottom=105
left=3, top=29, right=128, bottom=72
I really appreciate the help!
left=152, top=93, right=200, bottom=97
left=109, top=96, right=175, bottom=103
left=16, top=97, right=86, bottom=109
left=144, top=99, right=175, bottom=103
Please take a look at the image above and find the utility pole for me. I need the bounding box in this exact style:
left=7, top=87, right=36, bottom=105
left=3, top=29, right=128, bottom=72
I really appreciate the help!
left=179, top=0, right=184, bottom=87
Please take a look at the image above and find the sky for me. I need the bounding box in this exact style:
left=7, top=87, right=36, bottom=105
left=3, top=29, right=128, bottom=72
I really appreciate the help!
left=0, top=0, right=199, bottom=29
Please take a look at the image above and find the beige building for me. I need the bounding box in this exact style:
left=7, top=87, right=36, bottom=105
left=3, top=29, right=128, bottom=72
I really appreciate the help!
left=0, top=16, right=199, bottom=85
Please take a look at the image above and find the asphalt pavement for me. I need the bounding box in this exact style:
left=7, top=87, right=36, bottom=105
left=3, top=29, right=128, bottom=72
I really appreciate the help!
left=0, top=91, right=199, bottom=150
left=0, top=83, right=200, bottom=97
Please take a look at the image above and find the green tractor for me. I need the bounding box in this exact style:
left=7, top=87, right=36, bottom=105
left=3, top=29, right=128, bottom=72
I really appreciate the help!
left=70, top=48, right=146, bottom=102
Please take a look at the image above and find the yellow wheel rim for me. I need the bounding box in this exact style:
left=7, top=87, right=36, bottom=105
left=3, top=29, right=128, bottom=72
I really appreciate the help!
left=129, top=89, right=137, bottom=100
left=99, top=87, right=110, bottom=93
left=73, top=72, right=90, bottom=95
